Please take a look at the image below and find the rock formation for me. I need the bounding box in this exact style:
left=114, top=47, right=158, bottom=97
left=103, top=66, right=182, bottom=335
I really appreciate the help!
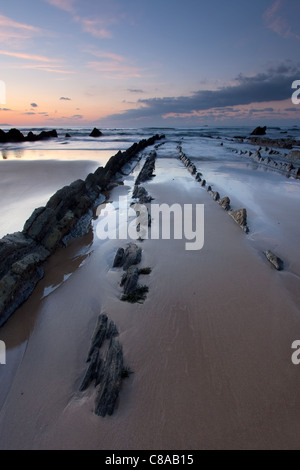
left=228, top=209, right=249, bottom=233
left=0, top=128, right=58, bottom=143
left=264, top=250, right=284, bottom=271
left=80, top=313, right=130, bottom=418
left=135, top=150, right=157, bottom=185
left=113, top=243, right=150, bottom=303
left=89, top=128, right=102, bottom=138
left=0, top=134, right=164, bottom=327
left=251, top=126, right=267, bottom=136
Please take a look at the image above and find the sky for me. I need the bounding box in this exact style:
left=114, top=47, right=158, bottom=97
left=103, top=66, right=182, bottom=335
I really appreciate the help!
left=0, top=0, right=299, bottom=128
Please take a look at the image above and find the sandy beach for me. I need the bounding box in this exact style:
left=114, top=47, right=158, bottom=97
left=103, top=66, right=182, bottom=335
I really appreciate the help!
left=0, top=140, right=300, bottom=449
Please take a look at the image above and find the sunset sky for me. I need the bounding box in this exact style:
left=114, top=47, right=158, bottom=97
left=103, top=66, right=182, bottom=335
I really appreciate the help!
left=0, top=0, right=299, bottom=127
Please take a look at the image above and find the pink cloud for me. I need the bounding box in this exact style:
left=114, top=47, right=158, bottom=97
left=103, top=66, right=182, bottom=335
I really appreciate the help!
left=0, top=50, right=52, bottom=62
left=88, top=60, right=141, bottom=79
left=86, top=49, right=124, bottom=62
left=263, top=0, right=300, bottom=40
left=45, top=0, right=76, bottom=13
left=0, top=14, right=41, bottom=46
left=86, top=49, right=141, bottom=78
left=8, top=64, right=75, bottom=74
left=75, top=17, right=112, bottom=38
left=0, top=14, right=40, bottom=31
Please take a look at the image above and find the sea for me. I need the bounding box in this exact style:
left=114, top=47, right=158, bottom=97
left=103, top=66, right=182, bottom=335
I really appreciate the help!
left=0, top=125, right=299, bottom=258
left=0, top=125, right=299, bottom=161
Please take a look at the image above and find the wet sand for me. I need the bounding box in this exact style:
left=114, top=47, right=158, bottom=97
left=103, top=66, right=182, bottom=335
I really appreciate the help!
left=0, top=152, right=300, bottom=449
left=0, top=160, right=100, bottom=237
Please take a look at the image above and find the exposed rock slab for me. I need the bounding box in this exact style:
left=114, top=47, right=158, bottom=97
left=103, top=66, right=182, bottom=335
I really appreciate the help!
left=132, top=186, right=153, bottom=203
left=228, top=209, right=249, bottom=233
left=80, top=314, right=129, bottom=418
left=218, top=196, right=231, bottom=211
left=95, top=338, right=124, bottom=417
left=135, top=151, right=157, bottom=185
left=265, top=250, right=284, bottom=271
left=123, top=243, right=142, bottom=270
left=113, top=248, right=125, bottom=268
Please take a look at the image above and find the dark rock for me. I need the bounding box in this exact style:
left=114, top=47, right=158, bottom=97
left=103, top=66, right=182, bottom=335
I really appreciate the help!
left=23, top=207, right=57, bottom=243
left=94, top=338, right=124, bottom=417
left=135, top=151, right=157, bottom=185
left=121, top=266, right=139, bottom=295
left=0, top=232, right=35, bottom=279
left=106, top=320, right=119, bottom=339
left=264, top=250, right=284, bottom=271
left=218, top=196, right=231, bottom=211
left=26, top=131, right=37, bottom=142
left=132, top=186, right=153, bottom=203
left=62, top=210, right=93, bottom=246
left=0, top=129, right=6, bottom=143
left=113, top=248, right=125, bottom=268
left=287, top=150, right=300, bottom=164
left=228, top=208, right=249, bottom=233
left=6, top=128, right=25, bottom=142
left=201, top=180, right=206, bottom=187
left=37, top=129, right=58, bottom=140
left=248, top=137, right=296, bottom=149
left=212, top=191, right=220, bottom=201
left=251, top=126, right=267, bottom=136
left=0, top=247, right=49, bottom=327
left=90, top=128, right=102, bottom=138
left=46, top=179, right=85, bottom=220
left=123, top=243, right=142, bottom=270
left=66, top=133, right=71, bottom=138
left=80, top=349, right=99, bottom=392
left=188, top=164, right=196, bottom=175
left=87, top=314, right=108, bottom=361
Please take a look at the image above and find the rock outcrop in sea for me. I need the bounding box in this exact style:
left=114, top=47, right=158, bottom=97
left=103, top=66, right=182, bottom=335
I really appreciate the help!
left=251, top=126, right=267, bottom=136
left=89, top=128, right=102, bottom=137
left=0, top=128, right=58, bottom=143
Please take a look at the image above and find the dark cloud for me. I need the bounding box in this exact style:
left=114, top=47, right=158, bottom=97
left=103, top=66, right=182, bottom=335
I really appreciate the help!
left=107, top=63, right=300, bottom=122
left=0, top=108, right=11, bottom=111
left=128, top=88, right=145, bottom=93
left=60, top=97, right=71, bottom=101
left=249, top=107, right=274, bottom=113
left=23, top=112, right=35, bottom=115
left=30, top=103, right=38, bottom=108
left=71, top=114, right=83, bottom=119
left=285, top=107, right=299, bottom=112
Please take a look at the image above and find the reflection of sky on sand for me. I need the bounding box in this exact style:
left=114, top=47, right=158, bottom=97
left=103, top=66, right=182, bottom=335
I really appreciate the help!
left=1, top=148, right=114, bottom=164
